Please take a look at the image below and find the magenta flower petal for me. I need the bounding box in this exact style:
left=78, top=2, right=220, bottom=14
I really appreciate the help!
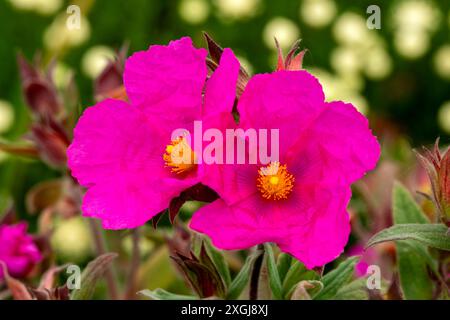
left=0, top=223, right=42, bottom=279
left=124, top=37, right=207, bottom=123
left=68, top=38, right=242, bottom=229
left=191, top=184, right=351, bottom=269
left=288, top=101, right=380, bottom=186
left=203, top=48, right=240, bottom=117
left=192, top=69, right=379, bottom=268
left=238, top=70, right=325, bottom=156
left=68, top=99, right=195, bottom=229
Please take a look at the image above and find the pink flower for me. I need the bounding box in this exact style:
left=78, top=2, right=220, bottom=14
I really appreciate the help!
left=190, top=70, right=380, bottom=269
left=347, top=244, right=377, bottom=277
left=67, top=37, right=240, bottom=229
left=0, top=223, right=42, bottom=279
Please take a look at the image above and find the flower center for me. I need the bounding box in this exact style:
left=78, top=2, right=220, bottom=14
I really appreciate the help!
left=257, top=161, right=295, bottom=200
left=163, top=136, right=197, bottom=174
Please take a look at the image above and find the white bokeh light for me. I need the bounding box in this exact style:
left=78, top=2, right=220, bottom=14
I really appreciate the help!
left=8, top=0, right=62, bottom=15
left=394, top=29, right=430, bottom=59
left=214, top=0, right=261, bottom=20
left=300, top=0, right=337, bottom=28
left=433, top=44, right=450, bottom=80
left=0, top=100, right=14, bottom=134
left=263, top=17, right=300, bottom=50
left=438, top=101, right=450, bottom=134
left=179, top=0, right=210, bottom=25
left=82, top=46, right=116, bottom=79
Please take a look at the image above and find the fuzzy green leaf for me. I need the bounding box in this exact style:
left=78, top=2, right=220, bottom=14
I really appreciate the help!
left=71, top=253, right=117, bottom=300
left=203, top=238, right=232, bottom=287
left=314, top=256, right=358, bottom=300
left=282, top=260, right=319, bottom=297
left=334, top=278, right=369, bottom=300
left=366, top=223, right=450, bottom=251
left=264, top=243, right=283, bottom=299
left=392, top=182, right=434, bottom=300
left=290, top=280, right=323, bottom=300
left=226, top=252, right=259, bottom=299
left=276, top=253, right=292, bottom=283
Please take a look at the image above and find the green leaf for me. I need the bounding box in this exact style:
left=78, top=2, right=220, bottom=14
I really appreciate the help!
left=276, top=253, right=292, bottom=283
left=226, top=252, right=258, bottom=299
left=203, top=238, right=232, bottom=287
left=314, top=256, right=358, bottom=300
left=367, top=223, right=450, bottom=251
left=393, top=182, right=429, bottom=224
left=396, top=242, right=434, bottom=299
left=139, top=288, right=197, bottom=300
left=334, top=278, right=368, bottom=300
left=282, top=260, right=318, bottom=297
left=290, top=280, right=323, bottom=300
left=71, top=253, right=117, bottom=300
left=392, top=182, right=434, bottom=300
left=264, top=243, right=283, bottom=299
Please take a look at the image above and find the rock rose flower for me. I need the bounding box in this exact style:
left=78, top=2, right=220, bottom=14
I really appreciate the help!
left=190, top=69, right=380, bottom=268
left=67, top=37, right=240, bottom=229
left=0, top=223, right=42, bottom=279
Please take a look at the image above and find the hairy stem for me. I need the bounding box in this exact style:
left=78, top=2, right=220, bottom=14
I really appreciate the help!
left=88, top=219, right=119, bottom=300
left=124, top=228, right=141, bottom=299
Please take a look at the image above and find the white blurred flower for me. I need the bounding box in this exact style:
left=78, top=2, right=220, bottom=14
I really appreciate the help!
left=44, top=14, right=90, bottom=52
left=179, top=0, right=210, bottom=25
left=300, top=0, right=337, bottom=28
left=8, top=0, right=62, bottom=15
left=333, top=12, right=369, bottom=46
left=263, top=17, right=300, bottom=50
left=364, top=48, right=393, bottom=80
left=330, top=46, right=362, bottom=75
left=53, top=63, right=73, bottom=89
left=122, top=235, right=154, bottom=257
left=438, top=101, right=450, bottom=133
left=307, top=67, right=368, bottom=114
left=0, top=100, right=14, bottom=134
left=51, top=217, right=93, bottom=263
left=82, top=46, right=116, bottom=79
left=214, top=0, right=261, bottom=20
left=391, top=0, right=441, bottom=33
left=394, top=28, right=430, bottom=59
left=433, top=44, right=450, bottom=80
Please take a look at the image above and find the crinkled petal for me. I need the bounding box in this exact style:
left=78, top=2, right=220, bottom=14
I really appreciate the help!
left=82, top=174, right=192, bottom=229
left=288, top=101, right=380, bottom=186
left=191, top=183, right=351, bottom=268
left=67, top=99, right=196, bottom=229
left=203, top=48, right=240, bottom=117
left=237, top=70, right=325, bottom=156
left=124, top=37, right=207, bottom=123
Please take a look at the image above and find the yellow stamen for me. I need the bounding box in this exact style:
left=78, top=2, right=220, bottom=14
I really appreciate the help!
left=257, top=162, right=295, bottom=200
left=163, top=136, right=197, bottom=174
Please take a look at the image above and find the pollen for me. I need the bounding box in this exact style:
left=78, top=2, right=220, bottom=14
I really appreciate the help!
left=163, top=136, right=197, bottom=174
left=257, top=162, right=295, bottom=200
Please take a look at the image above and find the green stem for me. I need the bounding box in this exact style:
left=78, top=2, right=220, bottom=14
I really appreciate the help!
left=124, top=228, right=141, bottom=300
left=88, top=219, right=119, bottom=300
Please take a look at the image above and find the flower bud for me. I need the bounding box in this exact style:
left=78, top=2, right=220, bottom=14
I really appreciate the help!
left=416, top=138, right=450, bottom=223
left=0, top=223, right=42, bottom=279
left=30, top=122, right=69, bottom=168
left=17, top=54, right=61, bottom=118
